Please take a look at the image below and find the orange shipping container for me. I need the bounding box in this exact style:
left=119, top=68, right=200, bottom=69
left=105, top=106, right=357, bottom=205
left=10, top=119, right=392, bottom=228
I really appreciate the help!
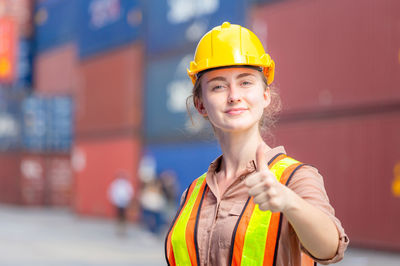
left=73, top=136, right=141, bottom=220
left=76, top=43, right=144, bottom=137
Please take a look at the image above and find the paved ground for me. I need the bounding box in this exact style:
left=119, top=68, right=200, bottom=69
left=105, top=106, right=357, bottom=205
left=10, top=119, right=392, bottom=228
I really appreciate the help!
left=0, top=204, right=399, bottom=266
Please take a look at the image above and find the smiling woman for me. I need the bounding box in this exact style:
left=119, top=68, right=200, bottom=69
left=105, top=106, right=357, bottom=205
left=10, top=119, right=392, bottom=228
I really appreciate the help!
left=165, top=22, right=349, bottom=266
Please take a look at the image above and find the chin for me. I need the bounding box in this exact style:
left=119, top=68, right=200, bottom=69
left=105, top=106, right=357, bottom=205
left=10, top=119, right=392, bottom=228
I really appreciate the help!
left=218, top=122, right=256, bottom=133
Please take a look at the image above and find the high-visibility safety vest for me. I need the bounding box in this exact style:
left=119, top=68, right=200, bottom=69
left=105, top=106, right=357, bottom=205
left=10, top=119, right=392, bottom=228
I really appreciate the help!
left=165, top=153, right=316, bottom=266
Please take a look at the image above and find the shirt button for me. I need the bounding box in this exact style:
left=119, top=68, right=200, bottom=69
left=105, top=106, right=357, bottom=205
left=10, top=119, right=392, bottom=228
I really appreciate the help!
left=240, top=176, right=245, bottom=181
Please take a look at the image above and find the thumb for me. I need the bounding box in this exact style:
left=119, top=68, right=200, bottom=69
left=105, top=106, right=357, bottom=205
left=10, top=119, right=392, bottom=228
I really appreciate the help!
left=255, top=144, right=268, bottom=172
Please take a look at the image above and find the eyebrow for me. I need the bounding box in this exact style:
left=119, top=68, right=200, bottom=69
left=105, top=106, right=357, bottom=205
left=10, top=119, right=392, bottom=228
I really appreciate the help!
left=206, top=73, right=255, bottom=84
left=206, top=76, right=227, bottom=84
left=236, top=73, right=256, bottom=79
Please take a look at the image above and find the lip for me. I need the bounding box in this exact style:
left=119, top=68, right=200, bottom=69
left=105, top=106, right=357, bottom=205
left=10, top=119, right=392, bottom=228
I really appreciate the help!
left=225, top=107, right=248, bottom=115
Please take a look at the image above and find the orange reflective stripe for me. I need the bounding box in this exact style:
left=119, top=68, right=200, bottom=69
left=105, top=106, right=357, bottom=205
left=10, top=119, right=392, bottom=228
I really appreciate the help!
left=166, top=178, right=199, bottom=265
left=185, top=183, right=207, bottom=266
left=269, top=153, right=286, bottom=167
left=263, top=212, right=281, bottom=265
left=280, top=162, right=303, bottom=185
left=231, top=155, right=288, bottom=266
left=231, top=197, right=255, bottom=266
left=167, top=174, right=207, bottom=266
left=230, top=155, right=306, bottom=266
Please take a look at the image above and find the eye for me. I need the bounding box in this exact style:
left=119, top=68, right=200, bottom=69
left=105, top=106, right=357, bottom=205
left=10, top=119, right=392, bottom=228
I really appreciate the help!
left=212, top=84, right=225, bottom=91
left=241, top=80, right=252, bottom=86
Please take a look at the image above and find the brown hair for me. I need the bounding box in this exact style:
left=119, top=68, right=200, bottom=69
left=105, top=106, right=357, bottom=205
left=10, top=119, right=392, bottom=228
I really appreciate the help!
left=186, top=71, right=281, bottom=139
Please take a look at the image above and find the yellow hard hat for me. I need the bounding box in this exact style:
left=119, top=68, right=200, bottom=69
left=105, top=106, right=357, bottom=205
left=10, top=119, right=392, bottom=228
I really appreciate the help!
left=187, top=21, right=275, bottom=85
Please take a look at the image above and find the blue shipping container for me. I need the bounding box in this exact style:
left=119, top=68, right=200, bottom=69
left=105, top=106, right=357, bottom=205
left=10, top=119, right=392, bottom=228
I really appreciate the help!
left=78, top=0, right=142, bottom=58
left=145, top=141, right=221, bottom=197
left=22, top=95, right=73, bottom=152
left=0, top=90, right=21, bottom=151
left=21, top=96, right=47, bottom=151
left=145, top=53, right=213, bottom=143
left=46, top=97, right=74, bottom=151
left=15, top=39, right=33, bottom=89
left=144, top=0, right=246, bottom=56
left=35, top=0, right=78, bottom=53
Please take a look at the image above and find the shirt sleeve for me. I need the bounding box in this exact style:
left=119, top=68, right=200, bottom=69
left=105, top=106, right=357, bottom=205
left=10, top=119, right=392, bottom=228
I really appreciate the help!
left=287, top=164, right=349, bottom=264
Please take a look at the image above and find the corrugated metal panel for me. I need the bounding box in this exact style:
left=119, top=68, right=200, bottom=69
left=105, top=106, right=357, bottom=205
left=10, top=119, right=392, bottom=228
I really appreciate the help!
left=76, top=43, right=143, bottom=136
left=78, top=0, right=142, bottom=58
left=34, top=43, right=79, bottom=94
left=21, top=96, right=47, bottom=151
left=250, top=0, right=400, bottom=114
left=35, top=0, right=78, bottom=53
left=0, top=90, right=21, bottom=151
left=272, top=112, right=400, bottom=251
left=144, top=53, right=213, bottom=143
left=73, top=136, right=141, bottom=218
left=21, top=95, right=74, bottom=152
left=144, top=0, right=246, bottom=56
left=46, top=154, right=72, bottom=206
left=20, top=153, right=46, bottom=205
left=15, top=38, right=33, bottom=89
left=46, top=96, right=74, bottom=151
left=145, top=141, right=221, bottom=197
left=0, top=152, right=22, bottom=204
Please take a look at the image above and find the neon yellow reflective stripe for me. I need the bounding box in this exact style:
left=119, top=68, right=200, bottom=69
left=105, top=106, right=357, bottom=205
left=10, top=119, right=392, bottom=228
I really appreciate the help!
left=171, top=173, right=206, bottom=265
left=241, top=157, right=300, bottom=265
left=241, top=203, right=272, bottom=265
left=270, top=157, right=300, bottom=180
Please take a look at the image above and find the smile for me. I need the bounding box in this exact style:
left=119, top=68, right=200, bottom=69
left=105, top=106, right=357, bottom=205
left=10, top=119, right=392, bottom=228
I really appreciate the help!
left=225, top=108, right=248, bottom=115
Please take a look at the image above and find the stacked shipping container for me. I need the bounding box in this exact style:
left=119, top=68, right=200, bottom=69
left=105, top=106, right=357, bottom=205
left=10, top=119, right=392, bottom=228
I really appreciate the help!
left=0, top=0, right=399, bottom=253
left=72, top=0, right=143, bottom=218
left=0, top=0, right=35, bottom=205
left=250, top=0, right=400, bottom=251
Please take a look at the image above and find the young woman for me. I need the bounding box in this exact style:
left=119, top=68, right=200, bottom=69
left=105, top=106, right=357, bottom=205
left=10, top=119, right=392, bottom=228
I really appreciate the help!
left=165, top=22, right=348, bottom=266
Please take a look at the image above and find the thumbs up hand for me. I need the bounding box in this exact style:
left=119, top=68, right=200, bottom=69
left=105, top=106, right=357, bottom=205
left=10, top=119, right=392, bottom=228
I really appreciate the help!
left=245, top=144, right=292, bottom=212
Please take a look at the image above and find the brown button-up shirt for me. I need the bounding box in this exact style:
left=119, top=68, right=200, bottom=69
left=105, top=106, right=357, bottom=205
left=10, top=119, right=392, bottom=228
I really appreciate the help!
left=180, top=146, right=349, bottom=266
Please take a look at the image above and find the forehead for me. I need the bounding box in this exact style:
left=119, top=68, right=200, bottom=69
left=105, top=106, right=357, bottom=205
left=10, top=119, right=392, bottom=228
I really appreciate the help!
left=202, top=66, right=260, bottom=81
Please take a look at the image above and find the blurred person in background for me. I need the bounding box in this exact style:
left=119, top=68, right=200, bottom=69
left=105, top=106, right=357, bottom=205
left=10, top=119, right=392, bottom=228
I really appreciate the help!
left=108, top=170, right=134, bottom=237
left=159, top=169, right=179, bottom=225
left=140, top=177, right=167, bottom=236
left=165, top=22, right=348, bottom=265
left=138, top=155, right=167, bottom=235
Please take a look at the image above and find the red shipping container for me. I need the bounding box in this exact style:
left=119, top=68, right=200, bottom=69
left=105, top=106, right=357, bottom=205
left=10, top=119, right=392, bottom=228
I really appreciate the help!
left=250, top=0, right=400, bottom=114
left=73, top=136, right=141, bottom=220
left=270, top=112, right=400, bottom=251
left=19, top=153, right=46, bottom=205
left=76, top=43, right=144, bottom=136
left=46, top=154, right=73, bottom=206
left=34, top=43, right=79, bottom=95
left=0, top=152, right=22, bottom=204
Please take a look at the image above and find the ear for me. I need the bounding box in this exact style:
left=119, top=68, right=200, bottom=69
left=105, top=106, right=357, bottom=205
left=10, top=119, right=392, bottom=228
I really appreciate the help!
left=194, top=97, right=208, bottom=116
left=263, top=87, right=271, bottom=108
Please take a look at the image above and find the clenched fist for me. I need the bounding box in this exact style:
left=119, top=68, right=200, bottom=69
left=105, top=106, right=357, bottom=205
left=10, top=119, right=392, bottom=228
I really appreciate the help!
left=245, top=144, right=293, bottom=213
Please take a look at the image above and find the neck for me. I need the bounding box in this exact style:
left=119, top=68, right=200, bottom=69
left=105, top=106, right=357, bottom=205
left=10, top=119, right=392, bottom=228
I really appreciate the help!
left=215, top=126, right=271, bottom=180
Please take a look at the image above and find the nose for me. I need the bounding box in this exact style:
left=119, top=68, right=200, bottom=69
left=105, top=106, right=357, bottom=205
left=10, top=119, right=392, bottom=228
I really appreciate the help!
left=227, top=84, right=241, bottom=103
